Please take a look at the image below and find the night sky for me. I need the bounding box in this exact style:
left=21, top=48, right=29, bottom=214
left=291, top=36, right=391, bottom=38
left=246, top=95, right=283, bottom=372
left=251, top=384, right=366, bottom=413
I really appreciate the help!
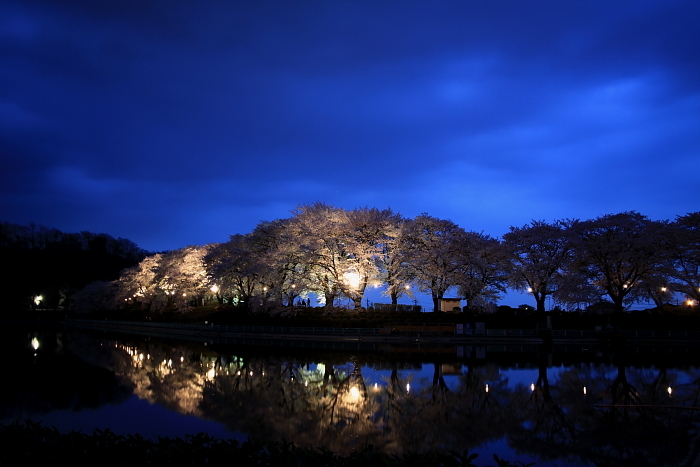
left=2, top=0, right=699, bottom=253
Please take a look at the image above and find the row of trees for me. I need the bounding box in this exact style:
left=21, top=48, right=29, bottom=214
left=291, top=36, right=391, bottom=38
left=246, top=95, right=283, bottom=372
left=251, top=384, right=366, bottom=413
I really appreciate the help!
left=80, top=205, right=699, bottom=314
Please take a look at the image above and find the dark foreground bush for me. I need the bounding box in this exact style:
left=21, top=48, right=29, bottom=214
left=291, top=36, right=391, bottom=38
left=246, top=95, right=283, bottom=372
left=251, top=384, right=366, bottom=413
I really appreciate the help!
left=0, top=421, right=533, bottom=467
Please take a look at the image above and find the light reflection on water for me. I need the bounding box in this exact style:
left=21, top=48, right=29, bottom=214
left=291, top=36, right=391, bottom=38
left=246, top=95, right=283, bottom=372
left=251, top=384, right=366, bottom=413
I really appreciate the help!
left=3, top=329, right=700, bottom=467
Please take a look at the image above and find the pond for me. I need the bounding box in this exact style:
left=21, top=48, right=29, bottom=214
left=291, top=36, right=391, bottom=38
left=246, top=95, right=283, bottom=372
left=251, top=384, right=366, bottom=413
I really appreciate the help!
left=2, top=325, right=700, bottom=467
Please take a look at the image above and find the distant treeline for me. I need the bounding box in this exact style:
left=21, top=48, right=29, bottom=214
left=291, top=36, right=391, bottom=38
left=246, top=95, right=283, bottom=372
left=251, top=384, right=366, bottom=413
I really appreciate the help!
left=0, top=222, right=148, bottom=309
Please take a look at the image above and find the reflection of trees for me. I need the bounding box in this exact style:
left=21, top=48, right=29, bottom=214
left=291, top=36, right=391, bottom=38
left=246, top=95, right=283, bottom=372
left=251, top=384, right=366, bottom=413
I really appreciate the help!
left=0, top=331, right=131, bottom=420
left=62, top=333, right=700, bottom=466
left=508, top=353, right=700, bottom=467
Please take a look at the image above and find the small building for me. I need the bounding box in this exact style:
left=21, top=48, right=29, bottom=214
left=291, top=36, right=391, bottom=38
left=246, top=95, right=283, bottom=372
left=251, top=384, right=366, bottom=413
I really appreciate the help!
left=438, top=298, right=462, bottom=312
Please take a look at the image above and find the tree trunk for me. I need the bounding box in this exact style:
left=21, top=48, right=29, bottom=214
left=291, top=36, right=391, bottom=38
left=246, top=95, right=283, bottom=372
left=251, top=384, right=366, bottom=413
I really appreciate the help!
left=536, top=296, right=546, bottom=313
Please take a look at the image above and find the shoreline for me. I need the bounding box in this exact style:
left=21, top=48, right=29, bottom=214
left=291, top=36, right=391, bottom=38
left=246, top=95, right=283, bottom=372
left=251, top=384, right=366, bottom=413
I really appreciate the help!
left=51, top=318, right=700, bottom=347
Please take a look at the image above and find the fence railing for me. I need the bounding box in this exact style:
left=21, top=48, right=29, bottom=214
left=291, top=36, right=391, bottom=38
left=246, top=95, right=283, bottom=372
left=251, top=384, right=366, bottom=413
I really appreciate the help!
left=66, top=319, right=700, bottom=340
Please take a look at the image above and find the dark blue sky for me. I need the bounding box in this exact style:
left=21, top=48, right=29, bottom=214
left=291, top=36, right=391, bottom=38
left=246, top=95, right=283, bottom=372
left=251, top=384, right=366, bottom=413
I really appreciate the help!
left=2, top=0, right=698, bottom=252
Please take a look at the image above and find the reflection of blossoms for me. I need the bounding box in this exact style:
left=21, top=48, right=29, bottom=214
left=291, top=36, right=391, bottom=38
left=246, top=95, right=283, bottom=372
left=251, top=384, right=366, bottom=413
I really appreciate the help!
left=70, top=333, right=700, bottom=466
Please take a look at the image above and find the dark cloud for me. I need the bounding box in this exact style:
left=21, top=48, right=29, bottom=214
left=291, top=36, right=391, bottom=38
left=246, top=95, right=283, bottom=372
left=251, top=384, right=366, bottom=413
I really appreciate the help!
left=1, top=0, right=698, bottom=252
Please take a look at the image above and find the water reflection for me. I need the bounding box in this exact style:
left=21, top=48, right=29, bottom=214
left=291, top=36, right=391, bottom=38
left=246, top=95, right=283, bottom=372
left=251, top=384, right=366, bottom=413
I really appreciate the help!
left=3, top=330, right=700, bottom=466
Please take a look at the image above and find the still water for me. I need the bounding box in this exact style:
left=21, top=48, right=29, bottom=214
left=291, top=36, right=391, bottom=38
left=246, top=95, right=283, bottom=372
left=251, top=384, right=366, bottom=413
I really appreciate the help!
left=3, top=327, right=700, bottom=467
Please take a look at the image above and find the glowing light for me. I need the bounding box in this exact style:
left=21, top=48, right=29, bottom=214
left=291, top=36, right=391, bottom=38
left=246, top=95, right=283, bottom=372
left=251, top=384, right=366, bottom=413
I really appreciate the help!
left=485, top=384, right=489, bottom=393
left=374, top=383, right=378, bottom=390
left=237, top=370, right=241, bottom=376
left=139, top=353, right=144, bottom=361
left=182, top=293, right=187, bottom=297
left=668, top=386, right=673, bottom=395
left=210, top=285, right=219, bottom=293
left=180, top=356, right=184, bottom=362
left=344, top=271, right=361, bottom=289
left=406, top=383, right=410, bottom=394
left=207, top=368, right=216, bottom=379
left=249, top=371, right=253, bottom=376
left=687, top=300, right=695, bottom=306
left=350, top=386, right=360, bottom=399
left=404, top=284, right=410, bottom=290
left=527, top=287, right=533, bottom=293
left=583, top=387, right=587, bottom=395
left=661, top=287, right=667, bottom=292
left=31, top=338, right=39, bottom=350
left=263, top=287, right=268, bottom=292
left=531, top=383, right=535, bottom=392
left=305, top=381, right=308, bottom=387
left=34, top=295, right=42, bottom=305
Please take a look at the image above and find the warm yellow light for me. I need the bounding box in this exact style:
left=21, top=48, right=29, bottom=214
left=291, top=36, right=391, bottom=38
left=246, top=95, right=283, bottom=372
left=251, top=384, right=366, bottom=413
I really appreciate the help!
left=34, top=295, right=42, bottom=305
left=688, top=300, right=695, bottom=306
left=210, top=285, right=219, bottom=293
left=661, top=287, right=667, bottom=292
left=527, top=287, right=533, bottom=293
left=350, top=386, right=360, bottom=399
left=182, top=293, right=187, bottom=297
left=291, top=284, right=296, bottom=289
left=668, top=386, right=673, bottom=395
left=31, top=338, right=39, bottom=350
left=405, top=284, right=410, bottom=290
left=344, top=271, right=361, bottom=289
left=207, top=368, right=216, bottom=379
left=263, top=287, right=268, bottom=292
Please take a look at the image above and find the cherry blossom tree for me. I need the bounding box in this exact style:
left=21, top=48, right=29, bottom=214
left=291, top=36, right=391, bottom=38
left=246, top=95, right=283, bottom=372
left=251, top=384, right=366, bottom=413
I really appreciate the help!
left=289, top=203, right=388, bottom=309
left=502, top=219, right=577, bottom=312
left=205, top=235, right=263, bottom=307
left=667, top=212, right=700, bottom=303
left=403, top=214, right=466, bottom=312
left=570, top=212, right=670, bottom=313
left=154, top=245, right=212, bottom=311
left=456, top=232, right=508, bottom=311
